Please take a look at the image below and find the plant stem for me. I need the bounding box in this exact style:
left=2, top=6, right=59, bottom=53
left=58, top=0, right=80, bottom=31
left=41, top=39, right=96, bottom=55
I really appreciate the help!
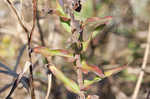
left=76, top=54, right=85, bottom=99
left=132, top=22, right=150, bottom=99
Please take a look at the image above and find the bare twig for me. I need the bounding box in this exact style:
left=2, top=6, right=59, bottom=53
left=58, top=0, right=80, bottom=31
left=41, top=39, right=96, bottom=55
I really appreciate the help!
left=36, top=11, right=45, bottom=46
left=6, top=0, right=29, bottom=38
left=45, top=73, right=52, bottom=99
left=132, top=23, right=150, bottom=99
left=28, top=0, right=37, bottom=46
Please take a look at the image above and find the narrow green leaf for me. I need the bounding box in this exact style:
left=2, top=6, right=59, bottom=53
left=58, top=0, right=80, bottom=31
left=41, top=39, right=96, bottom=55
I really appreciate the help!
left=82, top=16, right=112, bottom=52
left=83, top=65, right=127, bottom=89
left=104, top=65, right=127, bottom=77
left=49, top=66, right=81, bottom=94
left=55, top=0, right=72, bottom=32
left=56, top=0, right=66, bottom=17
left=84, top=77, right=101, bottom=89
left=51, top=9, right=71, bottom=32
left=33, top=47, right=74, bottom=58
left=81, top=61, right=105, bottom=78
left=61, top=21, right=71, bottom=33
left=82, top=33, right=92, bottom=52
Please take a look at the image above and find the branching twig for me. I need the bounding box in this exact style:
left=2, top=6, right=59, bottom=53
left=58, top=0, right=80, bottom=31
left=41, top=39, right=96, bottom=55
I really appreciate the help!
left=27, top=0, right=37, bottom=98
left=5, top=0, right=37, bottom=98
left=132, top=23, right=150, bottom=99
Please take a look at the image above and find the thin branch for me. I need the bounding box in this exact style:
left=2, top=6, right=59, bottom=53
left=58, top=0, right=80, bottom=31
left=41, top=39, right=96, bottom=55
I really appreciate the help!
left=5, top=2, right=35, bottom=97
left=36, top=3, right=54, bottom=98
left=6, top=0, right=29, bottom=38
left=132, top=23, right=150, bottom=99
left=36, top=3, right=45, bottom=46
left=27, top=0, right=37, bottom=98
left=14, top=44, right=26, bottom=72
left=28, top=0, right=37, bottom=46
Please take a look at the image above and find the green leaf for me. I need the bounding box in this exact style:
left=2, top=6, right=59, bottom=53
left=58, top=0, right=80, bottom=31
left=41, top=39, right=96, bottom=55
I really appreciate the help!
left=104, top=65, right=127, bottom=77
left=56, top=0, right=66, bottom=17
left=49, top=65, right=81, bottom=94
left=82, top=33, right=92, bottom=52
left=61, top=21, right=71, bottom=33
left=33, top=47, right=74, bottom=58
left=83, top=65, right=127, bottom=89
left=55, top=0, right=72, bottom=32
left=81, top=61, right=105, bottom=78
left=84, top=77, right=101, bottom=89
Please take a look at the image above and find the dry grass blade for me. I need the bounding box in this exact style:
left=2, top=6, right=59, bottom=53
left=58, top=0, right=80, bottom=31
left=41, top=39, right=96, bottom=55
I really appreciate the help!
left=132, top=23, right=150, bottom=99
left=45, top=73, right=52, bottom=99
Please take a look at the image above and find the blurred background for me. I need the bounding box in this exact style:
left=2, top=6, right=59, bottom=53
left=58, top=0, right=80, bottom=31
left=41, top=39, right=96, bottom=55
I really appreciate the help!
left=0, top=0, right=150, bottom=99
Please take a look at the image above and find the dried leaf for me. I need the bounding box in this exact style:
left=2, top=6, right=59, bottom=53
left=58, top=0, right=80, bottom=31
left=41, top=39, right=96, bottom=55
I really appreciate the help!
left=83, top=16, right=112, bottom=35
left=84, top=16, right=112, bottom=26
left=49, top=66, right=81, bottom=94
